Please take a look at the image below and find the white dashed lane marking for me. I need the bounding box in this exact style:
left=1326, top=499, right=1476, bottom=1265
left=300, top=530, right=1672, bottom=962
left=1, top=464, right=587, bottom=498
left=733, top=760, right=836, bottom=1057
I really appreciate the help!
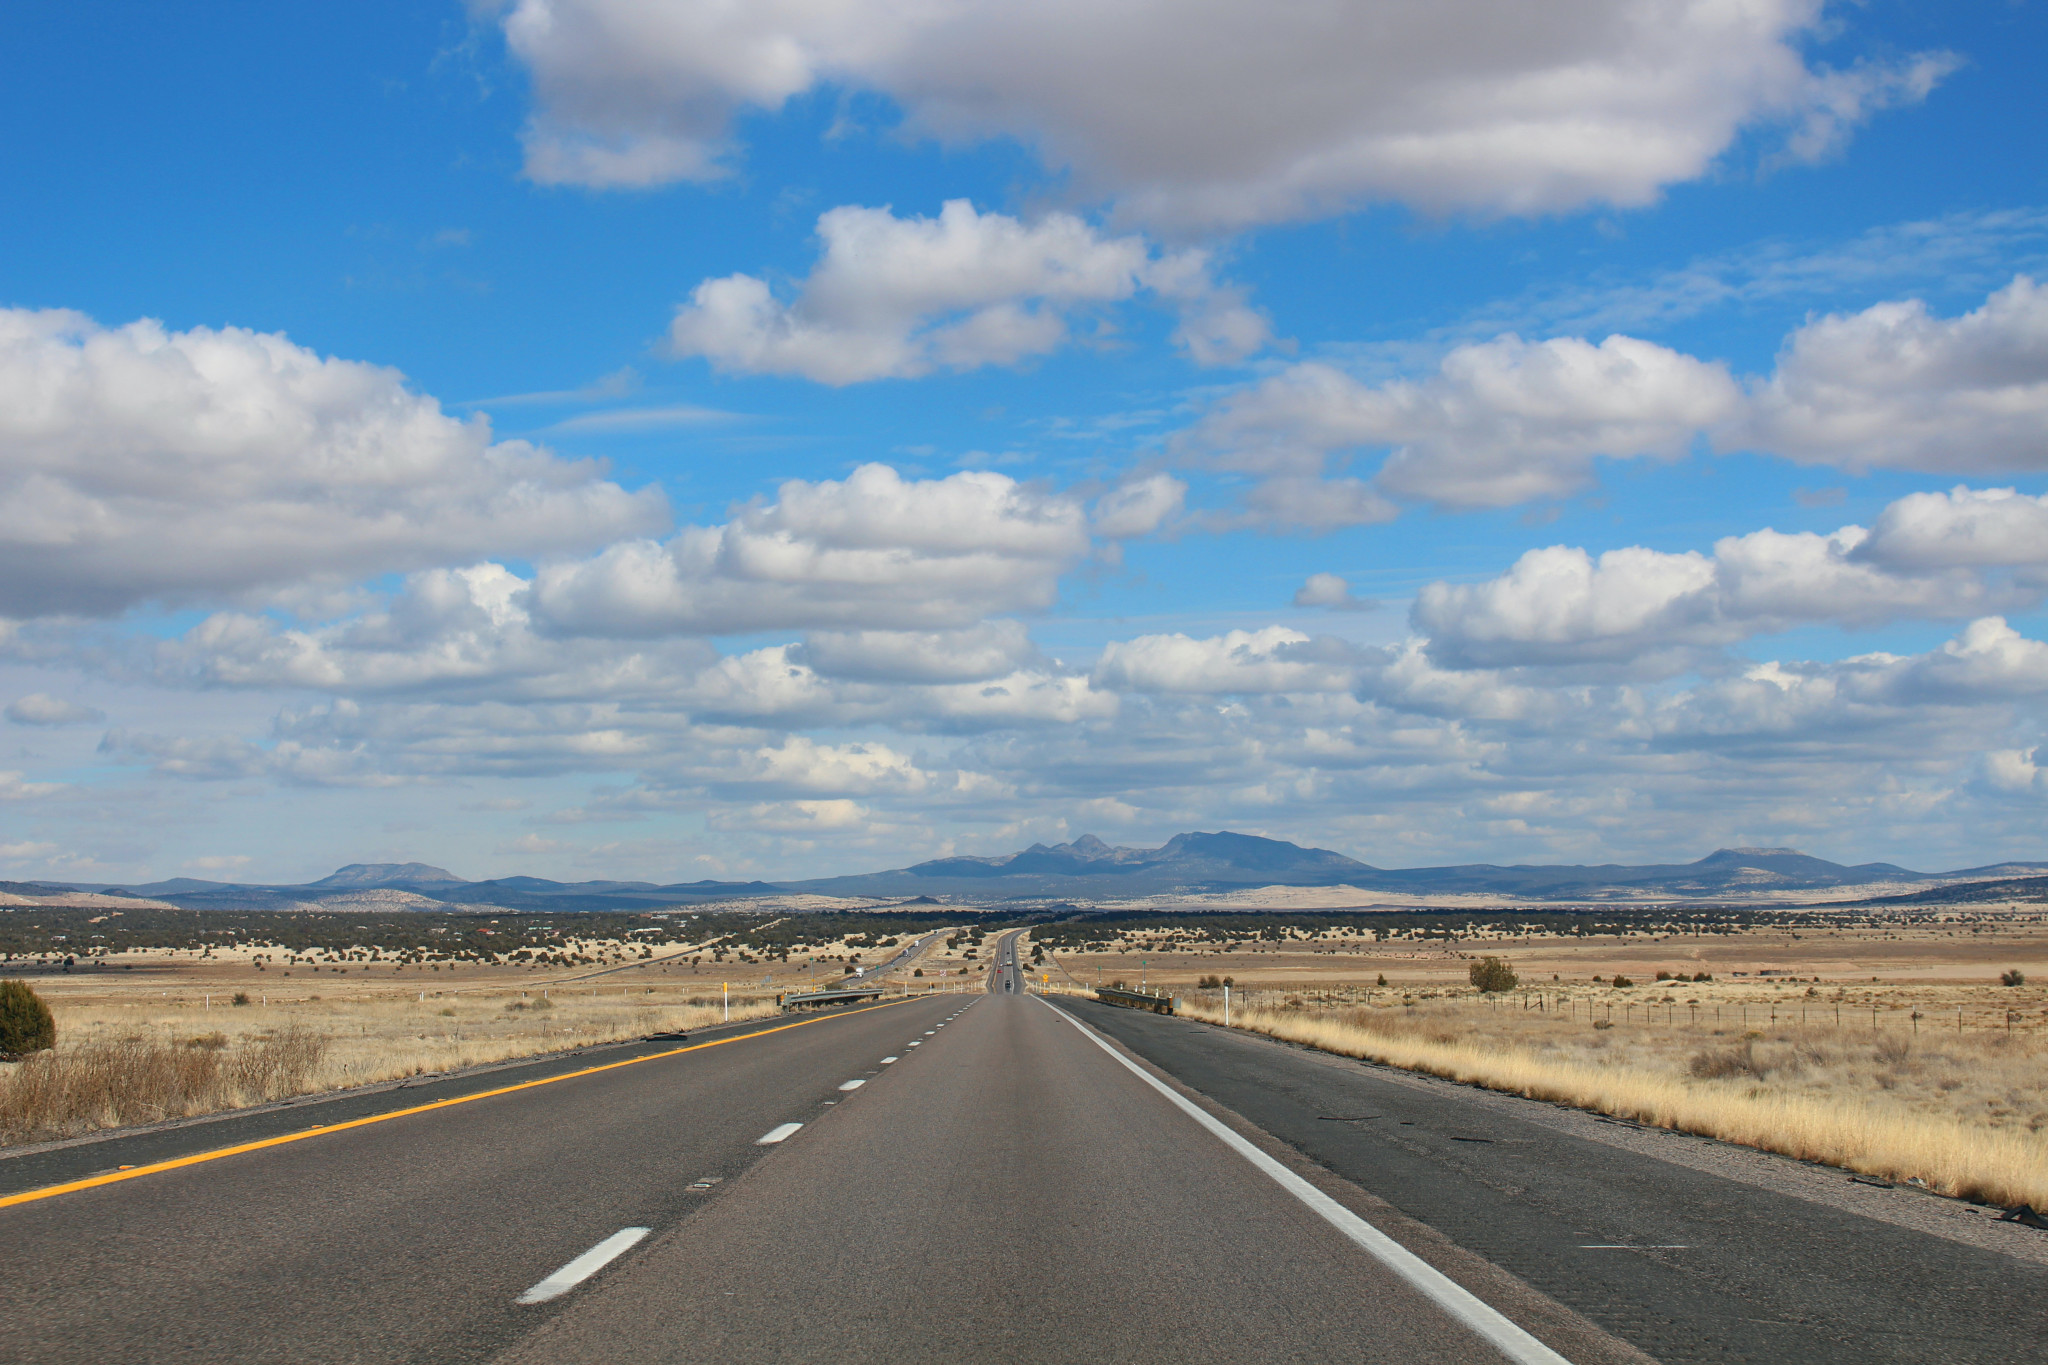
left=516, top=1228, right=651, bottom=1305
left=756, top=1122, right=804, bottom=1145
left=838, top=1079, right=866, bottom=1091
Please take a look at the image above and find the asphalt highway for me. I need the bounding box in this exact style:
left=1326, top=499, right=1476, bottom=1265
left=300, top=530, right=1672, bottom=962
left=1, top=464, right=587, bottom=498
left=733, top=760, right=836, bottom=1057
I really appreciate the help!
left=3, top=936, right=2040, bottom=1363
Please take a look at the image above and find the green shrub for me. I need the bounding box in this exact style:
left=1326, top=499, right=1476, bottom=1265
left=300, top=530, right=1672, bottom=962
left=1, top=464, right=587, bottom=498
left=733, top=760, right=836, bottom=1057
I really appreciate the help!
left=0, top=980, right=56, bottom=1055
left=1467, top=956, right=1518, bottom=994
left=2001, top=968, right=2026, bottom=987
left=1611, top=975, right=1635, bottom=988
left=231, top=992, right=251, bottom=1006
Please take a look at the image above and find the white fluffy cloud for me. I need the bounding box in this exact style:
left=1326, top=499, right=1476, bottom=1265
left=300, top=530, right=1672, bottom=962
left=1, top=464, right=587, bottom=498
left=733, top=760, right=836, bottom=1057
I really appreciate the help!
left=668, top=201, right=1266, bottom=383
left=499, top=0, right=1948, bottom=229
left=1178, top=335, right=1741, bottom=513
left=1859, top=485, right=2048, bottom=572
left=6, top=693, right=104, bottom=725
left=1093, top=627, right=1358, bottom=694
left=1177, top=279, right=2048, bottom=520
left=795, top=621, right=1038, bottom=683
left=1740, top=276, right=2048, bottom=472
left=529, top=464, right=1091, bottom=637
left=1293, top=573, right=1375, bottom=612
left=1090, top=474, right=1186, bottom=540
left=0, top=309, right=667, bottom=617
left=1413, top=513, right=2027, bottom=670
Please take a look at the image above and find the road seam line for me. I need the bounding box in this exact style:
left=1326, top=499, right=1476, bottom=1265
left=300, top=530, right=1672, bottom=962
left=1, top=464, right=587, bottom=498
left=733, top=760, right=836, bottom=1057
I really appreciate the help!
left=1041, top=998, right=1573, bottom=1365
left=516, top=1227, right=651, bottom=1304
left=0, top=996, right=921, bottom=1209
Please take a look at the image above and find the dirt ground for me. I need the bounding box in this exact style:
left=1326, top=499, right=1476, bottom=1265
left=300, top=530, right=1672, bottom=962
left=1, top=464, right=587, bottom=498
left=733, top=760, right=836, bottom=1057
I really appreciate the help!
left=1036, top=919, right=2048, bottom=1034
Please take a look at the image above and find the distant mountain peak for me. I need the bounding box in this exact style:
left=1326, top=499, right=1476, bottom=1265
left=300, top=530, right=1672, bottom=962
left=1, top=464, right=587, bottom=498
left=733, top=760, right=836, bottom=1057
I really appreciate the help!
left=309, top=862, right=466, bottom=889
left=1063, top=834, right=1114, bottom=857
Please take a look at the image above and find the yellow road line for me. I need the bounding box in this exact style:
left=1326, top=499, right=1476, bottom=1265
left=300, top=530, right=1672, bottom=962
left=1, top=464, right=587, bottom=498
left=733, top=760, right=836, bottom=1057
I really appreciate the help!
left=0, top=996, right=919, bottom=1210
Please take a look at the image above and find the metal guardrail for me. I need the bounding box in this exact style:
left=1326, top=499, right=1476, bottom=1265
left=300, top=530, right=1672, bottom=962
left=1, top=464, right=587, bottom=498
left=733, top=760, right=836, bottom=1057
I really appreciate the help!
left=1096, top=986, right=1176, bottom=1015
left=780, top=987, right=889, bottom=1010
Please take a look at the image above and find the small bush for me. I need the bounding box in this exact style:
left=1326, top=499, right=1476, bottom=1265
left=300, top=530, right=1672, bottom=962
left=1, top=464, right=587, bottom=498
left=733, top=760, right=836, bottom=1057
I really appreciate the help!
left=1376, top=973, right=1388, bottom=986
left=2002, top=969, right=2026, bottom=987
left=1654, top=970, right=1672, bottom=981
left=0, top=980, right=56, bottom=1055
left=1611, top=975, right=1635, bottom=989
left=231, top=992, right=251, bottom=1007
left=1689, top=1039, right=1760, bottom=1079
left=1692, top=972, right=1713, bottom=982
left=912, top=968, right=924, bottom=977
left=1468, top=956, right=1519, bottom=994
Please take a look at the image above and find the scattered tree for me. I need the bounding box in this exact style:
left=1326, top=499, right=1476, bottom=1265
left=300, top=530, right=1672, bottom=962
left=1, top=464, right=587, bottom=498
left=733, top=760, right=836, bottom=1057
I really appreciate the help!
left=0, top=979, right=55, bottom=1055
left=1468, top=956, right=1518, bottom=994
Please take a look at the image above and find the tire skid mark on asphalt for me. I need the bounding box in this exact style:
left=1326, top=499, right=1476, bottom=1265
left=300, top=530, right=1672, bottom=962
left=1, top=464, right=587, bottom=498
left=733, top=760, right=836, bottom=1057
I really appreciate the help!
left=0, top=996, right=924, bottom=1210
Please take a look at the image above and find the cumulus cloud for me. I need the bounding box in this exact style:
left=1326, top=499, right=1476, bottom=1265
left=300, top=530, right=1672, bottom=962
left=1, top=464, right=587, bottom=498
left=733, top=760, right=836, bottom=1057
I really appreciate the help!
left=1650, top=619, right=2048, bottom=751
left=0, top=771, right=64, bottom=800
left=1858, top=486, right=2048, bottom=572
left=1174, top=278, right=2048, bottom=521
left=668, top=201, right=1266, bottom=383
left=795, top=621, right=1038, bottom=683
left=6, top=693, right=105, bottom=725
left=1982, top=748, right=2046, bottom=796
left=150, top=564, right=717, bottom=700
left=707, top=798, right=870, bottom=833
left=0, top=309, right=666, bottom=617
left=529, top=464, right=1090, bottom=637
left=1178, top=335, right=1740, bottom=513
left=1413, top=516, right=2023, bottom=671
left=498, top=0, right=1947, bottom=229
left=1293, top=573, right=1376, bottom=612
left=1090, top=474, right=1186, bottom=539
left=1739, top=276, right=2048, bottom=472
left=1093, top=627, right=1359, bottom=694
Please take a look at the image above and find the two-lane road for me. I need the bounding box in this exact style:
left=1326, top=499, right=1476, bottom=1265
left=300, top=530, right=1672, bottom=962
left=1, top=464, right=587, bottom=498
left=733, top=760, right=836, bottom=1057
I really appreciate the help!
left=4, top=968, right=2042, bottom=1363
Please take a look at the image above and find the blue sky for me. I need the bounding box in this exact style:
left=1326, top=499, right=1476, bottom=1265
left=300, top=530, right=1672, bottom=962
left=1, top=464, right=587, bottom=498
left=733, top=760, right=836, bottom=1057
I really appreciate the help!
left=2, top=0, right=2046, bottom=884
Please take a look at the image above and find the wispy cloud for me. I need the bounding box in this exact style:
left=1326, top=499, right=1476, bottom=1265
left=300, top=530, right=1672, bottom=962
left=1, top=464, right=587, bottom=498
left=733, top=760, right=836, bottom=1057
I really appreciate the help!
left=1481, top=206, right=2048, bottom=339
left=458, top=367, right=640, bottom=408
left=543, top=404, right=746, bottom=433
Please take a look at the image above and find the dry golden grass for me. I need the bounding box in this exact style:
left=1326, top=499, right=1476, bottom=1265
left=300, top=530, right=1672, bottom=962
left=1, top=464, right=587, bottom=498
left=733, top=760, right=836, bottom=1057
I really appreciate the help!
left=1171, top=992, right=2048, bottom=1209
left=0, top=985, right=781, bottom=1146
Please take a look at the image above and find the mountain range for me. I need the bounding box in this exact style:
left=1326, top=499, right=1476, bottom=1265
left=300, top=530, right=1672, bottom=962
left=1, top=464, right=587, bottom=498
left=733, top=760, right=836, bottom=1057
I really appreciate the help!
left=25, top=832, right=2048, bottom=911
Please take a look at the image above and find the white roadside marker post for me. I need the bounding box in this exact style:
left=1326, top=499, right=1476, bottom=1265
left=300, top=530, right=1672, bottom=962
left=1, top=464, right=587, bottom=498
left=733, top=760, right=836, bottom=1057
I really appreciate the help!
left=723, top=981, right=729, bottom=1021
left=1224, top=984, right=1231, bottom=1026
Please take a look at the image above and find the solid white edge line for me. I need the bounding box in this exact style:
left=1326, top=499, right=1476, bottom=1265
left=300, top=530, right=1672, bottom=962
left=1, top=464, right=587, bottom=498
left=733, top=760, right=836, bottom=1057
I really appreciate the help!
left=516, top=1226, right=651, bottom=1304
left=756, top=1121, right=804, bottom=1144
left=1039, top=998, right=1573, bottom=1365
left=838, top=1078, right=866, bottom=1091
